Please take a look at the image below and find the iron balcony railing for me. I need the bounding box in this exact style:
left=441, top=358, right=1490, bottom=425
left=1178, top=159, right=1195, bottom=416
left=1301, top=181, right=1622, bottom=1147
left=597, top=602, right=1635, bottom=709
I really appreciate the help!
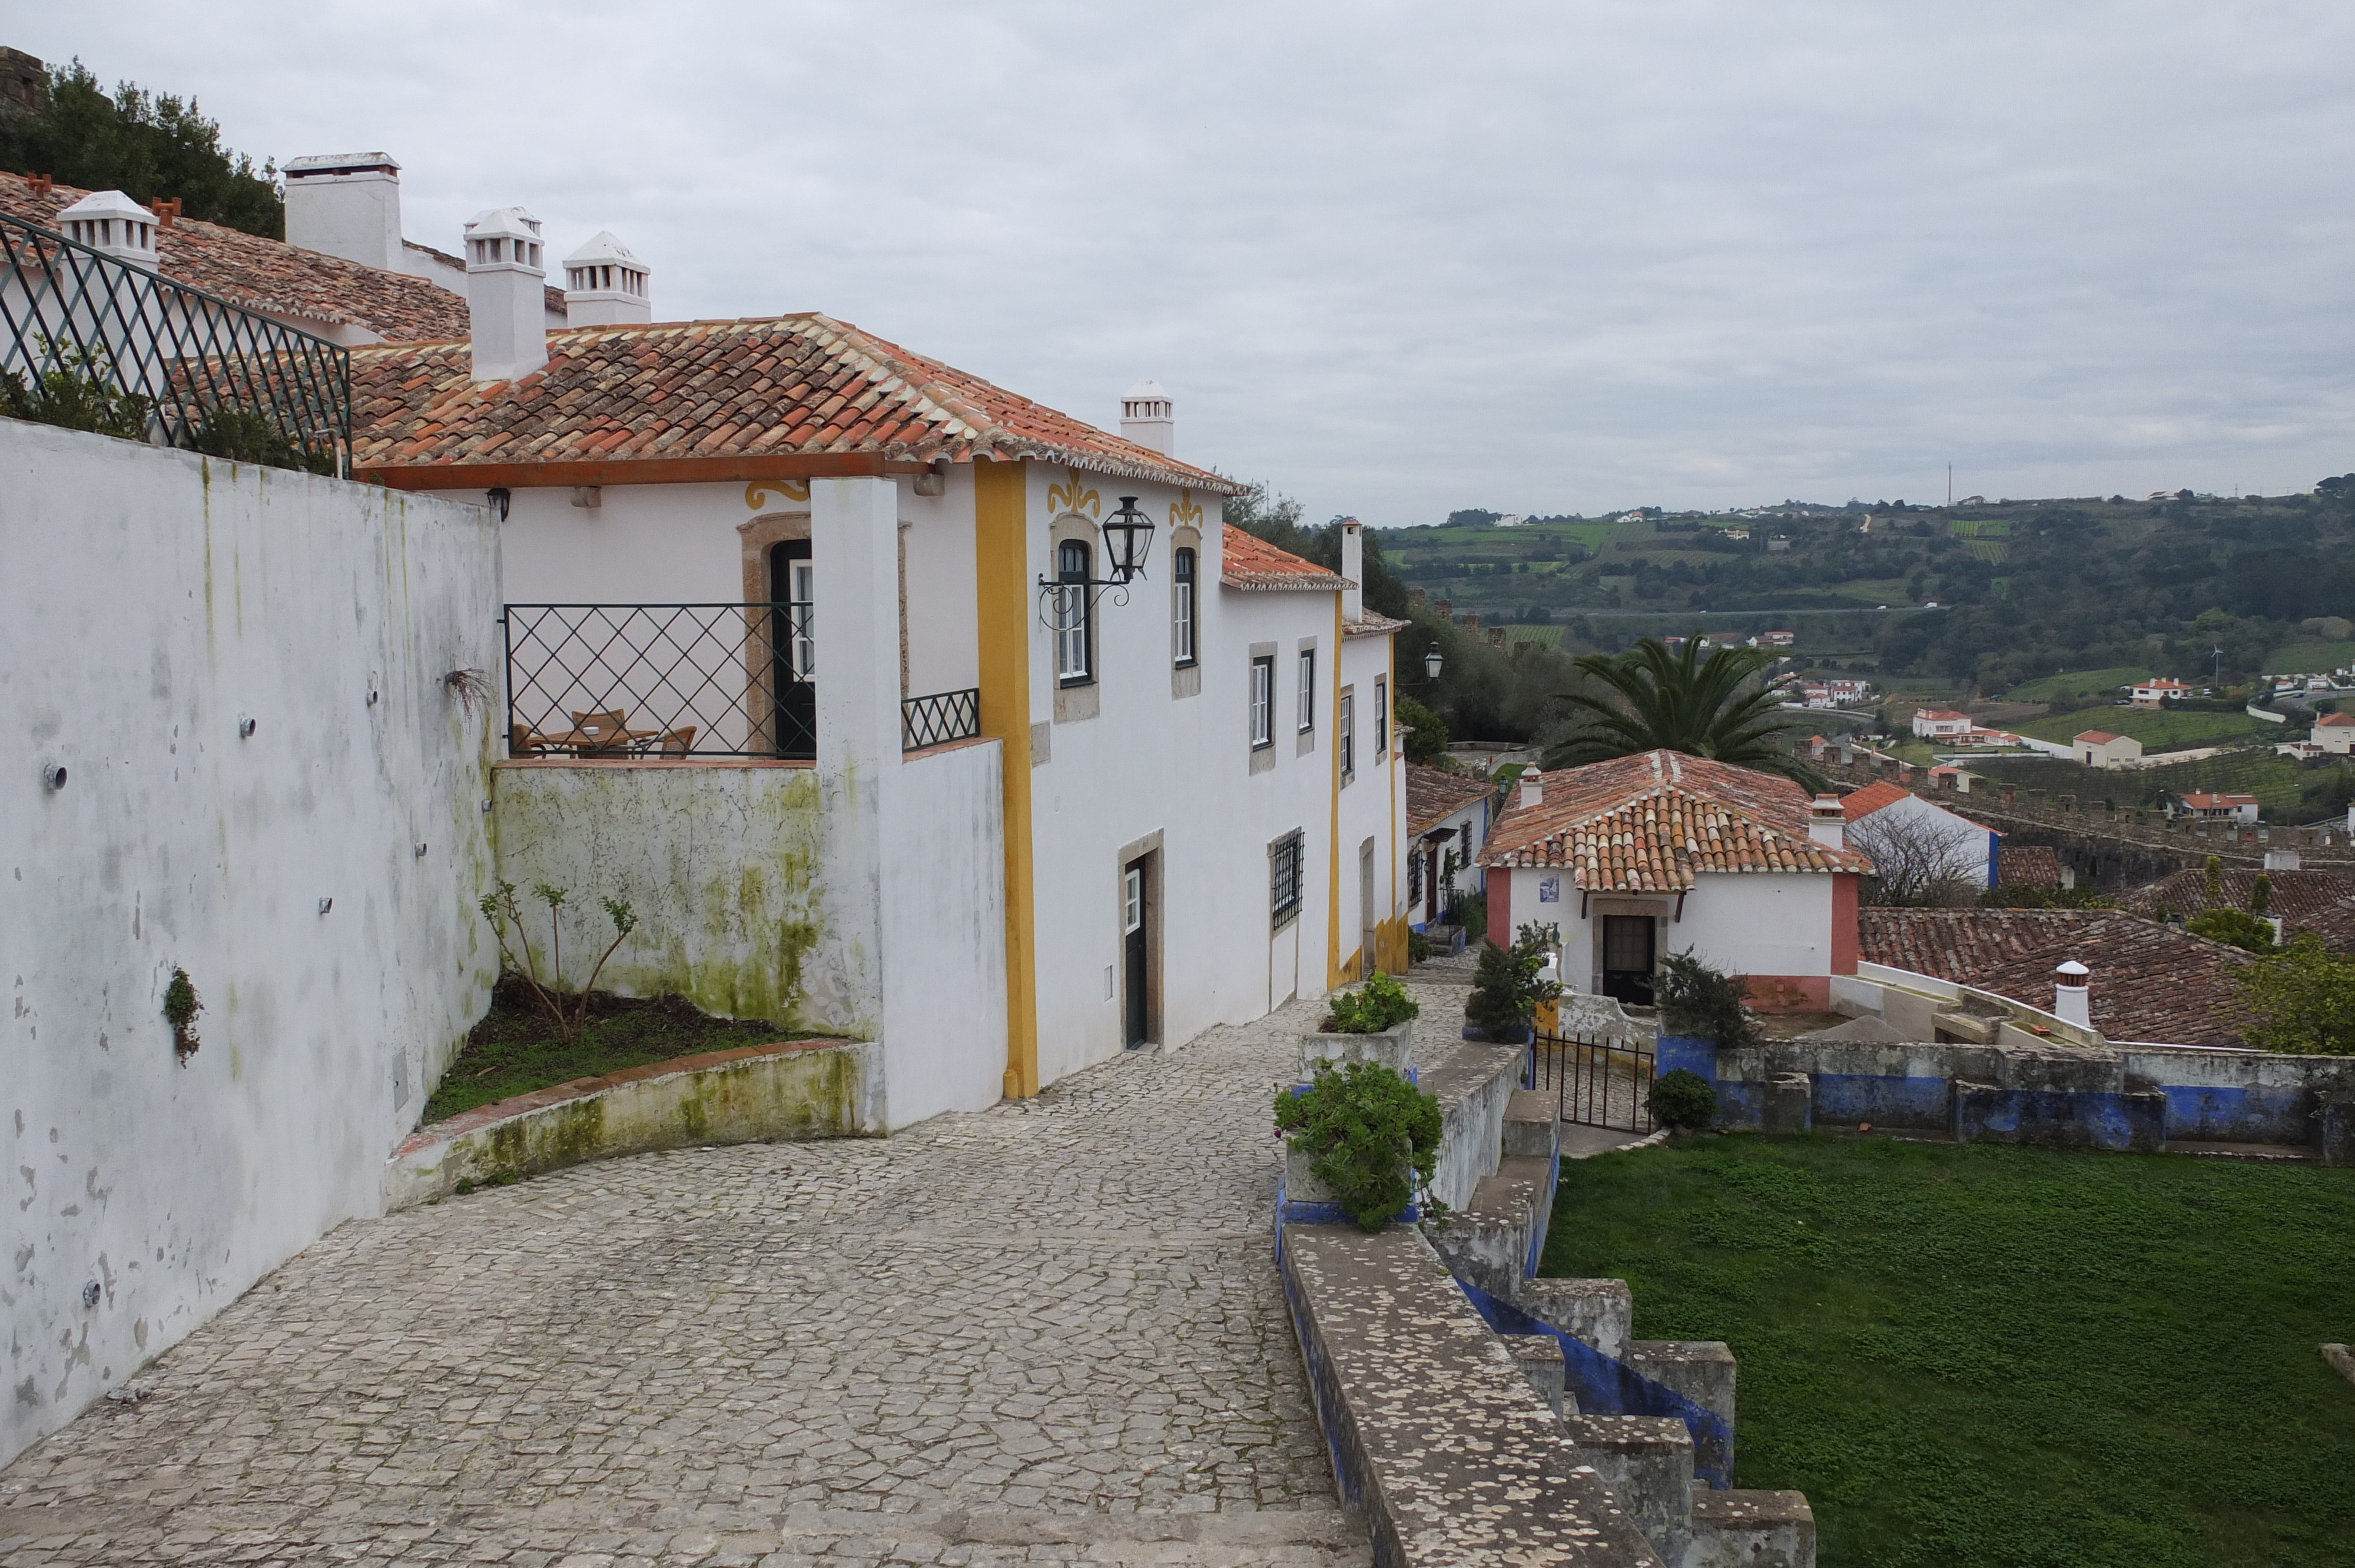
left=1528, top=1031, right=1657, bottom=1135
left=0, top=209, right=350, bottom=470
left=902, top=687, right=981, bottom=750
left=505, top=603, right=817, bottom=760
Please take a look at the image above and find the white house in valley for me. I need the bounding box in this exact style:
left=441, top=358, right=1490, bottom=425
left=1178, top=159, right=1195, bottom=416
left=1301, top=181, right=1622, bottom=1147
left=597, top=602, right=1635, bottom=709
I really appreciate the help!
left=1474, top=751, right=1871, bottom=1011
left=2315, top=711, right=2355, bottom=755
left=1839, top=779, right=2001, bottom=891
left=1911, top=707, right=1974, bottom=740
left=2074, top=729, right=2145, bottom=769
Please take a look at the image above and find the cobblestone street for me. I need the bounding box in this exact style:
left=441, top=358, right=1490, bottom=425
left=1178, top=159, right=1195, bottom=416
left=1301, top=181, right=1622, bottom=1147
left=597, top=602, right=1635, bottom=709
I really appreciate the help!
left=0, top=994, right=1406, bottom=1568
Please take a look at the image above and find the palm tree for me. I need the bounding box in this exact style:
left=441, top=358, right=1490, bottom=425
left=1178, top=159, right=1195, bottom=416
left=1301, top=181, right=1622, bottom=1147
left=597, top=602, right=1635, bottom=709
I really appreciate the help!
left=1543, top=637, right=1823, bottom=788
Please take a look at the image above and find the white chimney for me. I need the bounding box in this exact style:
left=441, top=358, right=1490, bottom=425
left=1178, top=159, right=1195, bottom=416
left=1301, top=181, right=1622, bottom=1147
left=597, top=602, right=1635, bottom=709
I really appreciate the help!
left=1808, top=793, right=1845, bottom=849
left=56, top=190, right=159, bottom=267
left=1339, top=517, right=1364, bottom=624
left=1518, top=769, right=1544, bottom=808
left=2052, top=960, right=2090, bottom=1028
left=2265, top=847, right=2301, bottom=872
left=283, top=153, right=404, bottom=271
left=1120, top=379, right=1174, bottom=456
left=562, top=231, right=652, bottom=326
left=463, top=207, right=549, bottom=383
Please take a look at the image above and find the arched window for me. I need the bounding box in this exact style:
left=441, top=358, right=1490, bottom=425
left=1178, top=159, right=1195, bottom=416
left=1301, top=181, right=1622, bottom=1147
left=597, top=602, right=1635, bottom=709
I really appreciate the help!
left=1055, top=539, right=1093, bottom=685
left=1172, top=546, right=1197, bottom=667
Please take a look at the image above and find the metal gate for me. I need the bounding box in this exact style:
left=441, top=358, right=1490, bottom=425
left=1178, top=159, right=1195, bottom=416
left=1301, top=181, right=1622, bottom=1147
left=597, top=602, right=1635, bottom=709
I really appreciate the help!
left=1528, top=1032, right=1656, bottom=1134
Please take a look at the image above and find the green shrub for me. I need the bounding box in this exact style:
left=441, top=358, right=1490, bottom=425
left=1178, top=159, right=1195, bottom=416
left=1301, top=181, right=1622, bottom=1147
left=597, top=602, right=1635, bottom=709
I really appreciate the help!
left=2188, top=906, right=2276, bottom=954
left=1407, top=928, right=1433, bottom=964
left=1325, top=972, right=1419, bottom=1034
left=183, top=402, right=337, bottom=474
left=1656, top=949, right=1759, bottom=1047
left=1465, top=922, right=1561, bottom=1041
left=1, top=346, right=149, bottom=438
left=1274, top=1059, right=1443, bottom=1230
left=162, top=966, right=201, bottom=1060
left=1648, top=1068, right=1717, bottom=1131
left=1459, top=889, right=1488, bottom=942
left=2234, top=933, right=2355, bottom=1053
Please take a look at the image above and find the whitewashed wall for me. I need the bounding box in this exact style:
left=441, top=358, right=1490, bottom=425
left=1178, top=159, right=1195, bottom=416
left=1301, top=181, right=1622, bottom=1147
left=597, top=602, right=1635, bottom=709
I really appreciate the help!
left=1336, top=629, right=1406, bottom=973
left=0, top=421, right=501, bottom=1469
left=1504, top=866, right=1837, bottom=994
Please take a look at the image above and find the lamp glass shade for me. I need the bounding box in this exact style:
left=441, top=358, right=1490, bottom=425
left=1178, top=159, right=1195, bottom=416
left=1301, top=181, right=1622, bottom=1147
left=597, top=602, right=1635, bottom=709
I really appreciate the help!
left=1102, top=496, right=1155, bottom=583
left=1424, top=648, right=1444, bottom=680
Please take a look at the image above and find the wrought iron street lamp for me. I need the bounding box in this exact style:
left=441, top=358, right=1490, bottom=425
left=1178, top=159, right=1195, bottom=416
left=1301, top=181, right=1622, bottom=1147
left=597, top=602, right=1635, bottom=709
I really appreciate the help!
left=1099, top=496, right=1156, bottom=584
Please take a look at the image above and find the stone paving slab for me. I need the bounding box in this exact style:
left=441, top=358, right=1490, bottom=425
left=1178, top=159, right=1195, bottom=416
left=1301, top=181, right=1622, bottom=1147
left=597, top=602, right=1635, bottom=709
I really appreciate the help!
left=0, top=999, right=1367, bottom=1567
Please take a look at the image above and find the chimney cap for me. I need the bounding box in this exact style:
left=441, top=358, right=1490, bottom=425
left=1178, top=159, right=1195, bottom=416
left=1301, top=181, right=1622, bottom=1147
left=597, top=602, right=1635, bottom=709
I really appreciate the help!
left=284, top=151, right=400, bottom=177
left=563, top=229, right=644, bottom=270
left=1123, top=377, right=1169, bottom=400
left=465, top=205, right=543, bottom=243
left=57, top=188, right=155, bottom=224
left=2055, top=960, right=2089, bottom=979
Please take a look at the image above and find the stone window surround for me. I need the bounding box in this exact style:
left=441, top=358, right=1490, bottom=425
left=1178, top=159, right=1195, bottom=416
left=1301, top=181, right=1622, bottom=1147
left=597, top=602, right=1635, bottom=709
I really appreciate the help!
left=1249, top=643, right=1277, bottom=774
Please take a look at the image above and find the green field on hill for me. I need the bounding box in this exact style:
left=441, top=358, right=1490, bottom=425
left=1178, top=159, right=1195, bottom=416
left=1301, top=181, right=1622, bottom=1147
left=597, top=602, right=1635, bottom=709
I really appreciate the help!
left=2268, top=639, right=2355, bottom=675
left=2012, top=707, right=2274, bottom=750
left=1543, top=1135, right=2355, bottom=1567
left=2001, top=666, right=2154, bottom=703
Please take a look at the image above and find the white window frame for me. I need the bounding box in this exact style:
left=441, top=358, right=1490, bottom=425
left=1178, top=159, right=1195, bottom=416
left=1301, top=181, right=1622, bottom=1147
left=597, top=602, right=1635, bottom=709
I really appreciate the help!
left=1172, top=546, right=1197, bottom=668
left=1250, top=656, right=1275, bottom=749
left=1374, top=677, right=1388, bottom=759
left=1054, top=539, right=1092, bottom=686
left=1339, top=690, right=1356, bottom=785
left=1297, top=649, right=1316, bottom=733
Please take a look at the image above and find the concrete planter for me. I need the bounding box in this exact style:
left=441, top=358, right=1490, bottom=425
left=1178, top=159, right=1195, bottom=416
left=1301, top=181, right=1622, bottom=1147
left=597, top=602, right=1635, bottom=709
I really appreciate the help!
left=1298, top=1016, right=1415, bottom=1079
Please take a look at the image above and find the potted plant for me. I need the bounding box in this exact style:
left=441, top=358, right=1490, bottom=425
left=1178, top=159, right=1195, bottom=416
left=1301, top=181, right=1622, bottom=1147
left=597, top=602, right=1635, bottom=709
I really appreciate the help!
left=1301, top=972, right=1421, bottom=1078
left=1463, top=922, right=1563, bottom=1044
left=1274, top=1059, right=1444, bottom=1230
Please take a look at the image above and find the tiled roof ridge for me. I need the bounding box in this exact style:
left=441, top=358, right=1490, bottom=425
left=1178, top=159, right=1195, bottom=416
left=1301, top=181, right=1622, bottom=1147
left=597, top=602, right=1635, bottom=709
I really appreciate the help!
left=1220, top=524, right=1350, bottom=590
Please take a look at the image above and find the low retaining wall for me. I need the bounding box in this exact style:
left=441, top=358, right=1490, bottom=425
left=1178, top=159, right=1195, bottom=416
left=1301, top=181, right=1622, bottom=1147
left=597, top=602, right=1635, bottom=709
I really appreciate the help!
left=1281, top=1041, right=1519, bottom=1224
left=1676, top=1034, right=2353, bottom=1159
left=386, top=1038, right=878, bottom=1207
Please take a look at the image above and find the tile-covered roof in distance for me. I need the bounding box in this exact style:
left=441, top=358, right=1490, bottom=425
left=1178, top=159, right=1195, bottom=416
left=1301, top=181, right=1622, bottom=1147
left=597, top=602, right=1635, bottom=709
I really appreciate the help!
left=1997, top=845, right=2063, bottom=888
left=1220, top=524, right=1349, bottom=591
left=0, top=171, right=469, bottom=343
left=349, top=315, right=1243, bottom=494
left=1407, top=765, right=1497, bottom=836
left=1343, top=610, right=1410, bottom=639
left=1839, top=780, right=1910, bottom=821
left=2122, top=866, right=2355, bottom=952
left=1859, top=908, right=2253, bottom=1048
left=1475, top=749, right=1873, bottom=890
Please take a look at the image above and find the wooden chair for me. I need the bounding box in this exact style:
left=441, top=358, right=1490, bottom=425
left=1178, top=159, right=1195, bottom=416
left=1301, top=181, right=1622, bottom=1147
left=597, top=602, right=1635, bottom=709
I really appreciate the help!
left=655, top=726, right=698, bottom=756
left=510, top=722, right=549, bottom=755
left=569, top=710, right=630, bottom=752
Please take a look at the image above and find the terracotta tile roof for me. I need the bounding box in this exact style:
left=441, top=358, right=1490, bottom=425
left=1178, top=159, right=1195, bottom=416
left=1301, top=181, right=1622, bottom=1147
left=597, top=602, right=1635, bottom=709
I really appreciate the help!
left=1998, top=845, right=2064, bottom=888
left=1839, top=780, right=1910, bottom=821
left=1343, top=610, right=1409, bottom=639
left=2317, top=712, right=2355, bottom=727
left=0, top=171, right=470, bottom=343
left=346, top=316, right=1240, bottom=493
left=1474, top=750, right=1873, bottom=888
left=2075, top=730, right=2124, bottom=744
left=1918, top=708, right=1969, bottom=720
left=2122, top=866, right=2355, bottom=952
left=1219, top=524, right=1349, bottom=591
left=1859, top=908, right=2251, bottom=1048
left=2181, top=793, right=2259, bottom=809
left=1407, top=765, right=1497, bottom=836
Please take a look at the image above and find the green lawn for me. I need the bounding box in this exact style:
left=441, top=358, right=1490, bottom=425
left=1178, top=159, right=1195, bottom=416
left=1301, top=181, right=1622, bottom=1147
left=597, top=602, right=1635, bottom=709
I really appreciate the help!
left=2270, top=639, right=2355, bottom=676
left=2002, top=667, right=2153, bottom=703
left=1542, top=1135, right=2355, bottom=1567
left=2013, top=707, right=2273, bottom=750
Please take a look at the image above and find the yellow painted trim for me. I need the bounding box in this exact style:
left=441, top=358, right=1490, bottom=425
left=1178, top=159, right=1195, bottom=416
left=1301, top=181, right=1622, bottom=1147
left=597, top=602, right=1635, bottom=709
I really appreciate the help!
left=975, top=460, right=1040, bottom=1099
left=1326, top=595, right=1345, bottom=989
left=1385, top=637, right=1403, bottom=974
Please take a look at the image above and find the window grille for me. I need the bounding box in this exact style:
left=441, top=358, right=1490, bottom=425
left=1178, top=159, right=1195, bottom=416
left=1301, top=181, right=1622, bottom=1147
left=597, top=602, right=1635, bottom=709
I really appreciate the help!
left=1250, top=655, right=1275, bottom=749
left=1407, top=843, right=1423, bottom=904
left=1297, top=649, right=1316, bottom=732
left=1172, top=546, right=1197, bottom=667
left=1271, top=830, right=1304, bottom=929
left=1054, top=539, right=1092, bottom=685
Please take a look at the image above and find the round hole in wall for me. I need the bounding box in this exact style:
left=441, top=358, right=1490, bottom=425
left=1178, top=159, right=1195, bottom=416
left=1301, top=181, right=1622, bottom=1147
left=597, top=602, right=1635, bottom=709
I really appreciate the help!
left=239, top=717, right=257, bottom=739
left=42, top=763, right=66, bottom=790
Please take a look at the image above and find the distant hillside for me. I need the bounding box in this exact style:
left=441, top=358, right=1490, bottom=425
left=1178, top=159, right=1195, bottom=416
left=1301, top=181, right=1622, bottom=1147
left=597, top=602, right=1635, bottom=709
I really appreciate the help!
left=1378, top=487, right=2355, bottom=695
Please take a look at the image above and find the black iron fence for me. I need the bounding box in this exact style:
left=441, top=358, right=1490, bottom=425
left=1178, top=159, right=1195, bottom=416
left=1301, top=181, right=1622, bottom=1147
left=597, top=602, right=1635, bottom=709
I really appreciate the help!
left=903, top=688, right=981, bottom=750
left=1528, top=1031, right=1656, bottom=1133
left=505, top=603, right=815, bottom=759
left=1, top=210, right=349, bottom=470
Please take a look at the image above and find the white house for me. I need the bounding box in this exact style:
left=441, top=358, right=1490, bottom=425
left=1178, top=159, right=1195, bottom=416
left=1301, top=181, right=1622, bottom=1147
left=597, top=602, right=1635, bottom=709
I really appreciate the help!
left=2128, top=679, right=2190, bottom=707
left=1912, top=707, right=1973, bottom=739
left=2315, top=711, right=2355, bottom=755
left=2074, top=729, right=2145, bottom=769
left=2176, top=792, right=2261, bottom=825
left=348, top=222, right=1409, bottom=1111
left=1474, top=751, right=1870, bottom=1012
left=1839, top=780, right=2001, bottom=891
left=1405, top=765, right=1498, bottom=932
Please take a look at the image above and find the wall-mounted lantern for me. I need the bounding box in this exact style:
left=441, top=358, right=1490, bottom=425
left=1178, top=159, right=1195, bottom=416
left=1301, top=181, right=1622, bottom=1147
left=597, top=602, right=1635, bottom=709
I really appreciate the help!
left=1424, top=647, right=1444, bottom=682
left=1035, top=494, right=1157, bottom=624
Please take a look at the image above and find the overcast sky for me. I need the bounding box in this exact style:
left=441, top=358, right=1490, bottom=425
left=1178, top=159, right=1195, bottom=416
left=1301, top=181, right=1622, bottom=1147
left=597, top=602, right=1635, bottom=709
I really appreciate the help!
left=12, top=1, right=2351, bottom=524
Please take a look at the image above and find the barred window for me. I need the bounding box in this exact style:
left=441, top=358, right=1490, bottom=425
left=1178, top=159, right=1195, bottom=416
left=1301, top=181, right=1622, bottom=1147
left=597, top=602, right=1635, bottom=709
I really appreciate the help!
left=1271, top=829, right=1304, bottom=929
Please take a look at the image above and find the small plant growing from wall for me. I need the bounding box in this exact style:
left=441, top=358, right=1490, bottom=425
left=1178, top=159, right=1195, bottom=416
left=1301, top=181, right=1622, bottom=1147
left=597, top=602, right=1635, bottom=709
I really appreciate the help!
left=1274, top=1060, right=1443, bottom=1231
left=1464, top=922, right=1562, bottom=1043
left=1322, top=972, right=1420, bottom=1034
left=476, top=881, right=638, bottom=1043
left=1656, top=949, right=1760, bottom=1048
left=162, top=966, right=202, bottom=1061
